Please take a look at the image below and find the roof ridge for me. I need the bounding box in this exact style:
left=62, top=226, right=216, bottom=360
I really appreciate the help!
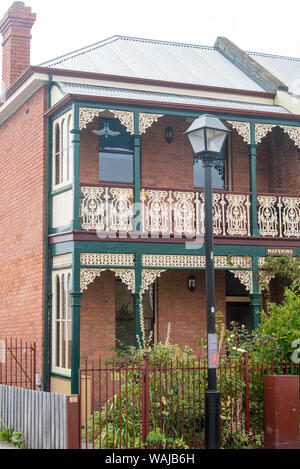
left=40, top=35, right=215, bottom=67
left=247, top=50, right=300, bottom=62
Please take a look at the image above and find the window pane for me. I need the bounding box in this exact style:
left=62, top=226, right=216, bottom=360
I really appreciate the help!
left=194, top=143, right=227, bottom=190
left=99, top=152, right=133, bottom=183
left=99, top=118, right=132, bottom=151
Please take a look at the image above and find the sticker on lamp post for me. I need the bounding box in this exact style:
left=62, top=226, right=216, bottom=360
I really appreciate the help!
left=208, top=333, right=218, bottom=369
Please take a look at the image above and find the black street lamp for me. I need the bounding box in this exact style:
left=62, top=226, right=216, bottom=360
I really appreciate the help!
left=185, top=114, right=230, bottom=449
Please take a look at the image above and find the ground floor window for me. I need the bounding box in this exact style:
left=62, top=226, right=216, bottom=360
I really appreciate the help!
left=52, top=270, right=72, bottom=375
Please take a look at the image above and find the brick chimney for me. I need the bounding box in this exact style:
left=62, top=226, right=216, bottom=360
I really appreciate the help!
left=0, top=2, right=36, bottom=91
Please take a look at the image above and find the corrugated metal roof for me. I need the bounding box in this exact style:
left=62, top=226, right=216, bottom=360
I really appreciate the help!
left=57, top=82, right=290, bottom=114
left=42, top=36, right=265, bottom=92
left=248, top=51, right=300, bottom=90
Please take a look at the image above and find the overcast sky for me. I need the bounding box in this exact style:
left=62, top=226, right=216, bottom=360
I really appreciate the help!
left=0, top=0, right=300, bottom=67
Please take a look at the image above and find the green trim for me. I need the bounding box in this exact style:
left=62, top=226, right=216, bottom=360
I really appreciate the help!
left=49, top=225, right=73, bottom=235
left=50, top=240, right=271, bottom=257
left=248, top=140, right=259, bottom=236
left=250, top=256, right=261, bottom=329
left=43, top=74, right=53, bottom=392
left=133, top=112, right=141, bottom=232
left=73, top=99, right=300, bottom=127
left=71, top=103, right=82, bottom=231
left=51, top=184, right=73, bottom=196
left=71, top=248, right=82, bottom=394
left=134, top=253, right=142, bottom=345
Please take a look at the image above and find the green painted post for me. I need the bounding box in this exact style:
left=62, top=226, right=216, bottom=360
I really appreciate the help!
left=71, top=249, right=82, bottom=394
left=249, top=122, right=259, bottom=237
left=250, top=256, right=261, bottom=329
left=133, top=112, right=141, bottom=232
left=135, top=253, right=143, bottom=347
left=71, top=103, right=82, bottom=231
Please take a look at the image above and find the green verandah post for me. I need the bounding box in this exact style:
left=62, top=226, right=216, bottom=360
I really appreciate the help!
left=71, top=248, right=82, bottom=395
left=133, top=112, right=143, bottom=346
left=251, top=256, right=261, bottom=329
left=249, top=121, right=259, bottom=237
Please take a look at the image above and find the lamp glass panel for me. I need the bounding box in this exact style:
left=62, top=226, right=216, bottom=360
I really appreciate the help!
left=187, top=128, right=205, bottom=154
left=206, top=129, right=227, bottom=153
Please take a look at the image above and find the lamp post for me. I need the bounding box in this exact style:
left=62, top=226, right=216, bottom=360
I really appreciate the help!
left=185, top=114, right=230, bottom=449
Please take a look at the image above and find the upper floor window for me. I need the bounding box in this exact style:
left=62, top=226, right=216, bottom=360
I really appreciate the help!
left=53, top=113, right=73, bottom=188
left=194, top=139, right=228, bottom=190
left=98, top=118, right=133, bottom=184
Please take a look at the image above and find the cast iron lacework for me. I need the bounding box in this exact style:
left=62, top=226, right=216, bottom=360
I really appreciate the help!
left=80, top=253, right=135, bottom=266
left=80, top=187, right=134, bottom=232
left=255, top=123, right=300, bottom=146
left=141, top=270, right=167, bottom=294
left=139, top=113, right=164, bottom=134
left=226, top=121, right=251, bottom=144
left=257, top=196, right=300, bottom=237
left=142, top=254, right=252, bottom=269
left=229, top=270, right=253, bottom=294
left=79, top=108, right=134, bottom=134
left=80, top=268, right=135, bottom=293
left=53, top=253, right=72, bottom=268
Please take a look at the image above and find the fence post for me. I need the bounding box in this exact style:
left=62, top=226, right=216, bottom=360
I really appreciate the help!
left=66, top=395, right=80, bottom=449
left=142, top=352, right=150, bottom=444
left=244, top=351, right=250, bottom=435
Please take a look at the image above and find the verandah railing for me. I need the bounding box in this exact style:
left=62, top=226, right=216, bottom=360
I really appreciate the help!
left=79, top=353, right=299, bottom=449
left=0, top=338, right=36, bottom=390
left=80, top=185, right=300, bottom=238
left=80, top=185, right=251, bottom=237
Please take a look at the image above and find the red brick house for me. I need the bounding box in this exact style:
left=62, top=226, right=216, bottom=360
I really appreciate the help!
left=0, top=2, right=299, bottom=394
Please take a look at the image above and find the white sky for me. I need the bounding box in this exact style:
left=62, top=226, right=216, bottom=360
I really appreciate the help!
left=0, top=0, right=300, bottom=68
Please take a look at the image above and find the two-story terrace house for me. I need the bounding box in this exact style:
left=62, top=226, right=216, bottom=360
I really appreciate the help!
left=0, top=2, right=299, bottom=395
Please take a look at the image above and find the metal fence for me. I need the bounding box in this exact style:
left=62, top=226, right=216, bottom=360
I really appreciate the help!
left=79, top=352, right=300, bottom=449
left=0, top=338, right=36, bottom=390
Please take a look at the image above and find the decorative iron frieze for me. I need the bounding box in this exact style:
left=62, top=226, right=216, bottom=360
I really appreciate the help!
left=227, top=121, right=251, bottom=144
left=281, top=125, right=300, bottom=148
left=229, top=270, right=253, bottom=293
left=79, top=108, right=134, bottom=134
left=255, top=124, right=276, bottom=144
left=53, top=253, right=73, bottom=269
left=139, top=113, right=164, bottom=134
left=80, top=268, right=135, bottom=293
left=80, top=268, right=106, bottom=292
left=142, top=254, right=251, bottom=269
left=141, top=269, right=166, bottom=294
left=80, top=253, right=135, bottom=267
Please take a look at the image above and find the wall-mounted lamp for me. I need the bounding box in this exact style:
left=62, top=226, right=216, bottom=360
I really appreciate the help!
left=188, top=275, right=196, bottom=292
left=165, top=126, right=173, bottom=144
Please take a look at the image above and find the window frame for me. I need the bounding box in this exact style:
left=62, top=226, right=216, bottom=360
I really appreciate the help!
left=51, top=269, right=72, bottom=377
left=52, top=112, right=73, bottom=190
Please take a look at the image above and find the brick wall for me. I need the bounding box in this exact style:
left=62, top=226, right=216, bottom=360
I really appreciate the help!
left=79, top=269, right=226, bottom=360
left=157, top=270, right=226, bottom=354
left=230, top=130, right=250, bottom=192
left=256, top=127, right=300, bottom=194
left=80, top=271, right=116, bottom=364
left=0, top=86, right=47, bottom=381
left=79, top=116, right=251, bottom=193
left=141, top=116, right=193, bottom=189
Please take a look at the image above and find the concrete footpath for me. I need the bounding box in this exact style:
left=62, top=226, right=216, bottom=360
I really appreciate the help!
left=0, top=441, right=18, bottom=449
